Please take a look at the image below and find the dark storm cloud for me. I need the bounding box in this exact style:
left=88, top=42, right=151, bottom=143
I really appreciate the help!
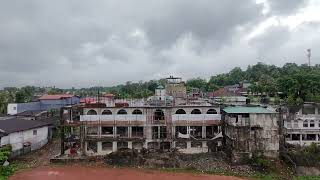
left=0, top=0, right=315, bottom=88
left=143, top=0, right=264, bottom=49
left=267, top=0, right=309, bottom=15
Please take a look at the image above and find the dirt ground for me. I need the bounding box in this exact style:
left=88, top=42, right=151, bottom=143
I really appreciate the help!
left=9, top=166, right=246, bottom=180
left=12, top=139, right=60, bottom=167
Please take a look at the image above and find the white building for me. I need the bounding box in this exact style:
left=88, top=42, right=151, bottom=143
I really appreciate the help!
left=284, top=103, right=320, bottom=146
left=0, top=118, right=50, bottom=156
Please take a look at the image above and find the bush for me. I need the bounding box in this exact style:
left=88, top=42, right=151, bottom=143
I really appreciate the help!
left=0, top=145, right=12, bottom=165
left=0, top=166, right=14, bottom=178
left=289, top=143, right=320, bottom=167
left=250, top=154, right=271, bottom=172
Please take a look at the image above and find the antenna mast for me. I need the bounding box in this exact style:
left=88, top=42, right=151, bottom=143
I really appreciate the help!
left=307, top=48, right=311, bottom=67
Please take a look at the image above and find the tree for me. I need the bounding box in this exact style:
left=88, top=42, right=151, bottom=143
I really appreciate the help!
left=186, top=78, right=208, bottom=91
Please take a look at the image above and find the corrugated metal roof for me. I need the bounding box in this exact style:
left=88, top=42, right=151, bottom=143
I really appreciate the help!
left=38, top=94, right=75, bottom=100
left=223, top=107, right=276, bottom=114
left=0, top=118, right=50, bottom=134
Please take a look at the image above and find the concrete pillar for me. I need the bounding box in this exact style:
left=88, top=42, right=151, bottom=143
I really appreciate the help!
left=112, top=141, right=117, bottom=152
left=158, top=126, right=160, bottom=139
left=128, top=141, right=133, bottom=149
left=143, top=141, right=148, bottom=148
left=187, top=126, right=190, bottom=135
left=187, top=141, right=191, bottom=149
left=146, top=126, right=152, bottom=140
left=172, top=126, right=176, bottom=139
left=316, top=134, right=319, bottom=141
left=128, top=126, right=132, bottom=138
left=202, top=141, right=207, bottom=148
left=84, top=142, right=87, bottom=154
left=97, top=142, right=102, bottom=154
left=172, top=141, right=176, bottom=148
left=202, top=126, right=206, bottom=139
left=300, top=134, right=303, bottom=146
left=113, top=126, right=117, bottom=138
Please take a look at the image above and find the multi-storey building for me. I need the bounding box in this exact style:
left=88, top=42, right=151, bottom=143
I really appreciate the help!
left=284, top=102, right=320, bottom=146
left=61, top=104, right=222, bottom=156
left=165, top=76, right=187, bottom=98
left=222, top=106, right=279, bottom=163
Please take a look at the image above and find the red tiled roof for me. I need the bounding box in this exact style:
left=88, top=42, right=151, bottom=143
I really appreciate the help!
left=80, top=97, right=96, bottom=103
left=210, top=86, right=247, bottom=97
left=38, top=94, right=75, bottom=100
left=103, top=93, right=115, bottom=97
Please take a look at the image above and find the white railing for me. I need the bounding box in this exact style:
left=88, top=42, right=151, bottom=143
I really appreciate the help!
left=172, top=114, right=221, bottom=121
left=296, top=114, right=320, bottom=120
left=80, top=115, right=146, bottom=122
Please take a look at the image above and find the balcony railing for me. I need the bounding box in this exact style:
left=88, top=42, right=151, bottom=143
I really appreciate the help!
left=80, top=115, right=146, bottom=122
left=172, top=114, right=221, bottom=121
left=80, top=114, right=221, bottom=122
left=296, top=114, right=320, bottom=119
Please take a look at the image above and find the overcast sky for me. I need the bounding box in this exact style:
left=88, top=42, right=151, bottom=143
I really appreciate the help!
left=0, top=0, right=319, bottom=88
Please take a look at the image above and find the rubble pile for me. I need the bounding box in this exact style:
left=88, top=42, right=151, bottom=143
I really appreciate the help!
left=105, top=149, right=144, bottom=167
left=179, top=152, right=255, bottom=176
left=105, top=149, right=180, bottom=168
left=105, top=149, right=255, bottom=175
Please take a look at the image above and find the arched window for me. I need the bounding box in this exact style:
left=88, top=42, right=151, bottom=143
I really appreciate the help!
left=310, top=120, right=315, bottom=127
left=303, top=120, right=308, bottom=127
left=154, top=109, right=165, bottom=120
left=102, top=110, right=112, bottom=115
left=87, top=109, right=97, bottom=115
left=175, top=109, right=186, bottom=114
left=132, top=109, right=143, bottom=115
left=117, top=109, right=127, bottom=115
left=191, top=109, right=201, bottom=114
left=207, top=109, right=217, bottom=114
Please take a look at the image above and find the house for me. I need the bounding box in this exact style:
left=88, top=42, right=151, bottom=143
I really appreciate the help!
left=284, top=102, right=320, bottom=146
left=208, top=83, right=249, bottom=103
left=7, top=94, right=80, bottom=115
left=222, top=106, right=279, bottom=163
left=165, top=76, right=187, bottom=98
left=0, top=118, right=51, bottom=157
left=38, top=94, right=80, bottom=110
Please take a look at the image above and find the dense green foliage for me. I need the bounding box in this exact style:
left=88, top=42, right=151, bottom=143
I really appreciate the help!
left=0, top=145, right=13, bottom=180
left=1, top=62, right=319, bottom=114
left=289, top=143, right=320, bottom=167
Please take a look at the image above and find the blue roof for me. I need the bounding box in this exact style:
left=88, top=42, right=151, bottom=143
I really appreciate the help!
left=223, top=106, right=276, bottom=114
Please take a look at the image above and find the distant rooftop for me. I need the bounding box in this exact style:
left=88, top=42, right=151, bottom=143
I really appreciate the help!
left=14, top=110, right=47, bottom=117
left=223, top=106, right=276, bottom=114
left=38, top=94, right=76, bottom=100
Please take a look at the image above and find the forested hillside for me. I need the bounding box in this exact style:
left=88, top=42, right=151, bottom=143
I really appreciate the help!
left=1, top=62, right=320, bottom=114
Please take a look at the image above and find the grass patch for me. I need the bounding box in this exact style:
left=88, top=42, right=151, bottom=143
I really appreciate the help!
left=294, top=176, right=320, bottom=180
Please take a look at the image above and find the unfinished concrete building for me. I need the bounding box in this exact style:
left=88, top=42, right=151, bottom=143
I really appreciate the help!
left=165, top=76, right=187, bottom=98
left=222, top=106, right=279, bottom=163
left=284, top=102, right=320, bottom=146
left=60, top=104, right=222, bottom=156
